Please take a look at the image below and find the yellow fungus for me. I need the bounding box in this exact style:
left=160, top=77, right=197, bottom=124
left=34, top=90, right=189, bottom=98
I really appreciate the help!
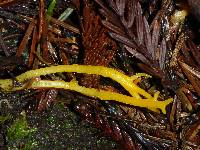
left=0, top=65, right=173, bottom=114
left=170, top=9, right=188, bottom=27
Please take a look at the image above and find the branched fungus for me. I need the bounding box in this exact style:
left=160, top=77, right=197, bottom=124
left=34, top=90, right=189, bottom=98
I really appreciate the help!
left=0, top=65, right=173, bottom=114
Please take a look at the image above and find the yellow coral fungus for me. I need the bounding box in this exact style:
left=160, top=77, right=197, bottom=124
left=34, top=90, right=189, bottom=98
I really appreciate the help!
left=0, top=65, right=173, bottom=114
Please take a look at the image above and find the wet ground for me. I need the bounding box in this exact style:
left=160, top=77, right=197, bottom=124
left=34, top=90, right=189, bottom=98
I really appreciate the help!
left=0, top=92, right=120, bottom=150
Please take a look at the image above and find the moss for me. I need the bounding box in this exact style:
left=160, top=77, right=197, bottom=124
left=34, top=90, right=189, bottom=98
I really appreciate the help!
left=7, top=111, right=37, bottom=150
left=96, top=138, right=118, bottom=149
left=0, top=114, right=12, bottom=124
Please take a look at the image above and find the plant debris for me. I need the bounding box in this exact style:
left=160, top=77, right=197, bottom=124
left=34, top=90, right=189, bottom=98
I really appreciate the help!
left=0, top=0, right=200, bottom=149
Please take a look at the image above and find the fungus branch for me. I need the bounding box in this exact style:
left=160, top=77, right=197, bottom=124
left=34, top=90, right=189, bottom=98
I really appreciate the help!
left=0, top=65, right=173, bottom=114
